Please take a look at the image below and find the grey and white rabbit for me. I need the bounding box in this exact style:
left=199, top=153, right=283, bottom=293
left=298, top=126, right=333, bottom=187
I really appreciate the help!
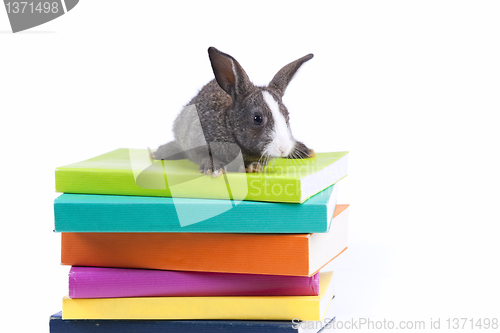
left=153, top=47, right=315, bottom=177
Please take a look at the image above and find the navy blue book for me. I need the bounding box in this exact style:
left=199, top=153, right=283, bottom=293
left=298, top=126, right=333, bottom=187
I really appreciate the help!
left=50, top=297, right=336, bottom=333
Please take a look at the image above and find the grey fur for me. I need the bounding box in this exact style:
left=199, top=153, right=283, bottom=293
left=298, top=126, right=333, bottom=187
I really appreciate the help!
left=153, top=47, right=315, bottom=176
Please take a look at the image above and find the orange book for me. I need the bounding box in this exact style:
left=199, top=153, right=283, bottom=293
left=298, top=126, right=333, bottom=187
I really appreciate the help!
left=61, top=205, right=348, bottom=276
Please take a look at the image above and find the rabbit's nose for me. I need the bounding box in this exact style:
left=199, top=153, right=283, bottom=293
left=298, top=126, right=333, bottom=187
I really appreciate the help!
left=278, top=146, right=288, bottom=155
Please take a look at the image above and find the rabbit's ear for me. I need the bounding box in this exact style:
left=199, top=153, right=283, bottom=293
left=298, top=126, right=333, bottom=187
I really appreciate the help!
left=208, top=47, right=253, bottom=100
left=269, top=53, right=314, bottom=97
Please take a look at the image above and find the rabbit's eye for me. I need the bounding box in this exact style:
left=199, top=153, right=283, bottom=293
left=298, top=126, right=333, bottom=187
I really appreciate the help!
left=253, top=115, right=263, bottom=125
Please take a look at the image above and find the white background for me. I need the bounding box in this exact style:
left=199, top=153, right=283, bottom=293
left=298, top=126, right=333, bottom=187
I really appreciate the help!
left=1, top=1, right=500, bottom=332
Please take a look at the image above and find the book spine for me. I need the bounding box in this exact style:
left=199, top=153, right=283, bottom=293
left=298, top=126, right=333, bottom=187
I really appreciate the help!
left=61, top=232, right=311, bottom=276
left=55, top=167, right=303, bottom=203
left=61, top=295, right=321, bottom=320
left=69, top=267, right=320, bottom=298
left=50, top=312, right=297, bottom=333
left=54, top=193, right=328, bottom=233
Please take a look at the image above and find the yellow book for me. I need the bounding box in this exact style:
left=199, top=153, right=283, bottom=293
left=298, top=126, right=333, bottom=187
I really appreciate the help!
left=62, top=272, right=334, bottom=321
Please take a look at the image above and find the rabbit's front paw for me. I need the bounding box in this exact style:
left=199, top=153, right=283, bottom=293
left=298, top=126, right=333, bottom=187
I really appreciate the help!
left=287, top=141, right=316, bottom=159
left=241, top=162, right=264, bottom=173
left=245, top=161, right=264, bottom=173
left=199, top=157, right=227, bottom=177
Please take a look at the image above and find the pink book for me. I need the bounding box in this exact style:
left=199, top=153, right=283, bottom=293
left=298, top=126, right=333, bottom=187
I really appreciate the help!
left=69, top=266, right=320, bottom=298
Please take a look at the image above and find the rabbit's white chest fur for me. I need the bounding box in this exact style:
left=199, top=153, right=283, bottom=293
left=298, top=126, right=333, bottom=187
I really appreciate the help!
left=262, top=91, right=295, bottom=157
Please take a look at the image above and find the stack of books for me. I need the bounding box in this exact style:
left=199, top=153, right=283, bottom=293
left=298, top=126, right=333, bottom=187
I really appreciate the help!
left=49, top=148, right=349, bottom=332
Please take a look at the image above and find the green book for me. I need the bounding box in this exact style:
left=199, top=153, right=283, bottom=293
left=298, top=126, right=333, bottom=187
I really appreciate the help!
left=55, top=148, right=348, bottom=203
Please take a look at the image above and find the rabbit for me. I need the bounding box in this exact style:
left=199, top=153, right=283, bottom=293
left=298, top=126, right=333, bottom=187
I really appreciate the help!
left=153, top=47, right=315, bottom=177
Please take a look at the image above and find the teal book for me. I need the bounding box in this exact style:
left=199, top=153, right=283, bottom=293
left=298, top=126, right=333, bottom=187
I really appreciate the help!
left=55, top=148, right=348, bottom=203
left=54, top=185, right=338, bottom=233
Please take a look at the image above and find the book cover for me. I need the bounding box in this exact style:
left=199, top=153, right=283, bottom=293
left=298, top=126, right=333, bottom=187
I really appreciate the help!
left=62, top=272, right=334, bottom=320
left=55, top=148, right=348, bottom=203
left=54, top=185, right=337, bottom=233
left=69, top=267, right=320, bottom=298
left=51, top=297, right=336, bottom=332
left=61, top=205, right=349, bottom=276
